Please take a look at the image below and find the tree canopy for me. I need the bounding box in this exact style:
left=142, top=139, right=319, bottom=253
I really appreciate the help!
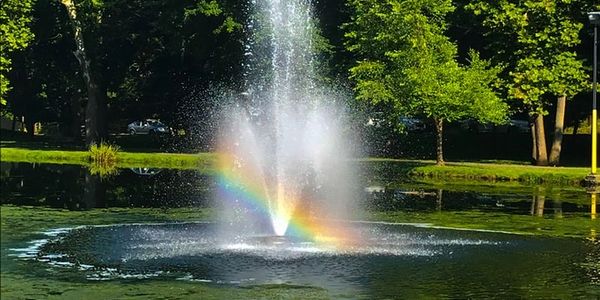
left=344, top=0, right=508, bottom=164
left=0, top=0, right=596, bottom=165
left=0, top=0, right=34, bottom=106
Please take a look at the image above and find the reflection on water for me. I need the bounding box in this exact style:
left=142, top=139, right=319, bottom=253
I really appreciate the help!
left=129, top=167, right=162, bottom=176
left=1, top=162, right=599, bottom=217
left=0, top=162, right=212, bottom=209
left=363, top=184, right=596, bottom=217
left=531, top=194, right=545, bottom=216
left=83, top=172, right=106, bottom=209
left=592, top=193, right=597, bottom=220
left=1, top=162, right=599, bottom=298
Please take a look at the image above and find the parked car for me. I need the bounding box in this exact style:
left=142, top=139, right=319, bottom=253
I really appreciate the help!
left=399, top=117, right=427, bottom=131
left=127, top=119, right=172, bottom=135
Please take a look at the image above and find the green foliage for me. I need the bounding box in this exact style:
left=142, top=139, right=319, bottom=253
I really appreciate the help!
left=344, top=0, right=508, bottom=125
left=89, top=142, right=120, bottom=167
left=88, top=142, right=120, bottom=177
left=0, top=0, right=34, bottom=105
left=184, top=0, right=242, bottom=34
left=466, top=0, right=588, bottom=113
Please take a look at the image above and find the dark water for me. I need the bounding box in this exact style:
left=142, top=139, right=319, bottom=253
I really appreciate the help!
left=11, top=222, right=596, bottom=299
left=0, top=162, right=213, bottom=209
left=1, top=162, right=599, bottom=298
left=0, top=162, right=596, bottom=216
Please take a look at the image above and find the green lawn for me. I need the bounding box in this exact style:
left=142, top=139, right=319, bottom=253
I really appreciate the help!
left=364, top=158, right=591, bottom=186
left=0, top=147, right=215, bottom=171
left=0, top=147, right=595, bottom=186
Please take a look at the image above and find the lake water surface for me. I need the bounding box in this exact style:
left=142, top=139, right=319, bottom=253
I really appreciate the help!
left=1, top=162, right=598, bottom=299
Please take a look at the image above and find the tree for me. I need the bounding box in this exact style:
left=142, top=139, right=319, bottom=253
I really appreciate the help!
left=0, top=0, right=34, bottom=107
left=467, top=0, right=588, bottom=166
left=59, top=0, right=106, bottom=146
left=344, top=0, right=508, bottom=165
left=55, top=0, right=242, bottom=146
left=547, top=52, right=587, bottom=165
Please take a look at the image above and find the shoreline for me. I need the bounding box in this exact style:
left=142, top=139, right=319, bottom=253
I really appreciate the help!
left=0, top=147, right=592, bottom=187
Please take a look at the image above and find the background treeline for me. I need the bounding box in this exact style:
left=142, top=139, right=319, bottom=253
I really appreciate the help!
left=0, top=0, right=598, bottom=166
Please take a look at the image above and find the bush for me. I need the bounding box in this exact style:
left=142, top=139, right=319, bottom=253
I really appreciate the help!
left=89, top=142, right=120, bottom=165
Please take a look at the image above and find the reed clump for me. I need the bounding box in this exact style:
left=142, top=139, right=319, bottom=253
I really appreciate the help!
left=89, top=142, right=120, bottom=166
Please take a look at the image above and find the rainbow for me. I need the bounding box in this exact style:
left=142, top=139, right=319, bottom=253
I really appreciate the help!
left=216, top=152, right=358, bottom=248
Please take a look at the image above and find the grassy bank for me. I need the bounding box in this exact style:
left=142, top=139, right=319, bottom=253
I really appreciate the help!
left=0, top=147, right=215, bottom=171
left=0, top=147, right=593, bottom=186
left=366, top=158, right=590, bottom=186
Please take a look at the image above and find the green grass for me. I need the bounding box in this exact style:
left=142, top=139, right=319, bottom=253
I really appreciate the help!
left=116, top=151, right=217, bottom=170
left=363, top=158, right=590, bottom=186
left=0, top=147, right=216, bottom=172
left=0, top=147, right=594, bottom=186
left=0, top=148, right=90, bottom=165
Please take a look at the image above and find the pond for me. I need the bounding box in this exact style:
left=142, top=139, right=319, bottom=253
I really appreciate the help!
left=1, top=162, right=599, bottom=299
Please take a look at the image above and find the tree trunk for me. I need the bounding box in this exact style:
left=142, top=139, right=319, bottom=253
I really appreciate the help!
left=70, top=94, right=83, bottom=141
left=534, top=114, right=548, bottom=166
left=530, top=118, right=537, bottom=163
left=60, top=0, right=106, bottom=147
left=26, top=119, right=35, bottom=139
left=434, top=118, right=444, bottom=165
left=549, top=95, right=566, bottom=166
left=573, top=120, right=580, bottom=135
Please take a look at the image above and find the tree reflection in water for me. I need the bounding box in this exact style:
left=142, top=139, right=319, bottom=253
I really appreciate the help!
left=0, top=162, right=211, bottom=209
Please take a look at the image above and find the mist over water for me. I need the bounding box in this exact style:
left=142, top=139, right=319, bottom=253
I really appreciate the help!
left=217, top=0, right=359, bottom=242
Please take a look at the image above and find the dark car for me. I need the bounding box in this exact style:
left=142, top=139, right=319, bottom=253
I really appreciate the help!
left=127, top=119, right=171, bottom=135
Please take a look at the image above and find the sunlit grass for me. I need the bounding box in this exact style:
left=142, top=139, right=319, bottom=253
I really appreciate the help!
left=0, top=147, right=216, bottom=172
left=0, top=147, right=89, bottom=165
left=363, top=158, right=589, bottom=185
left=0, top=147, right=592, bottom=185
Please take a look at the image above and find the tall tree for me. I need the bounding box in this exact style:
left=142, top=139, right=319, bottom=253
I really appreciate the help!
left=55, top=0, right=242, bottom=146
left=0, top=0, right=34, bottom=107
left=344, top=0, right=507, bottom=165
left=547, top=52, right=587, bottom=165
left=467, top=0, right=588, bottom=166
left=59, top=0, right=106, bottom=146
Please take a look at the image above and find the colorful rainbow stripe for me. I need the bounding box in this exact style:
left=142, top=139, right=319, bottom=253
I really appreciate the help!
left=216, top=152, right=358, bottom=248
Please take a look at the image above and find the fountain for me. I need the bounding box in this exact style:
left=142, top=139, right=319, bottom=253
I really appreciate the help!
left=216, top=0, right=359, bottom=245
left=9, top=1, right=598, bottom=297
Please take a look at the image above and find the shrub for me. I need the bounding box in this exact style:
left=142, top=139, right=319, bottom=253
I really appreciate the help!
left=89, top=142, right=120, bottom=166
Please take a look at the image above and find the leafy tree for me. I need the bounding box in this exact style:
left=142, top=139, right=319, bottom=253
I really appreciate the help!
left=0, top=0, right=34, bottom=107
left=8, top=0, right=82, bottom=138
left=53, top=0, right=243, bottom=146
left=467, top=0, right=589, bottom=166
left=344, top=0, right=507, bottom=165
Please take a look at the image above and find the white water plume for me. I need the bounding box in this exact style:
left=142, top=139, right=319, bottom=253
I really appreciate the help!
left=217, top=0, right=359, bottom=239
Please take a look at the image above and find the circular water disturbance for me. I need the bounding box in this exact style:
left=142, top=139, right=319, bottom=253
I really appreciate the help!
left=11, top=222, right=597, bottom=298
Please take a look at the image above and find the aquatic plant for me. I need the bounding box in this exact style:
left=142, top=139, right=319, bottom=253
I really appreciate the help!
left=89, top=142, right=119, bottom=164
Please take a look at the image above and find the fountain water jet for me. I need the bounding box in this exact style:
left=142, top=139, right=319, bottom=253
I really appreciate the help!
left=217, top=0, right=359, bottom=245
